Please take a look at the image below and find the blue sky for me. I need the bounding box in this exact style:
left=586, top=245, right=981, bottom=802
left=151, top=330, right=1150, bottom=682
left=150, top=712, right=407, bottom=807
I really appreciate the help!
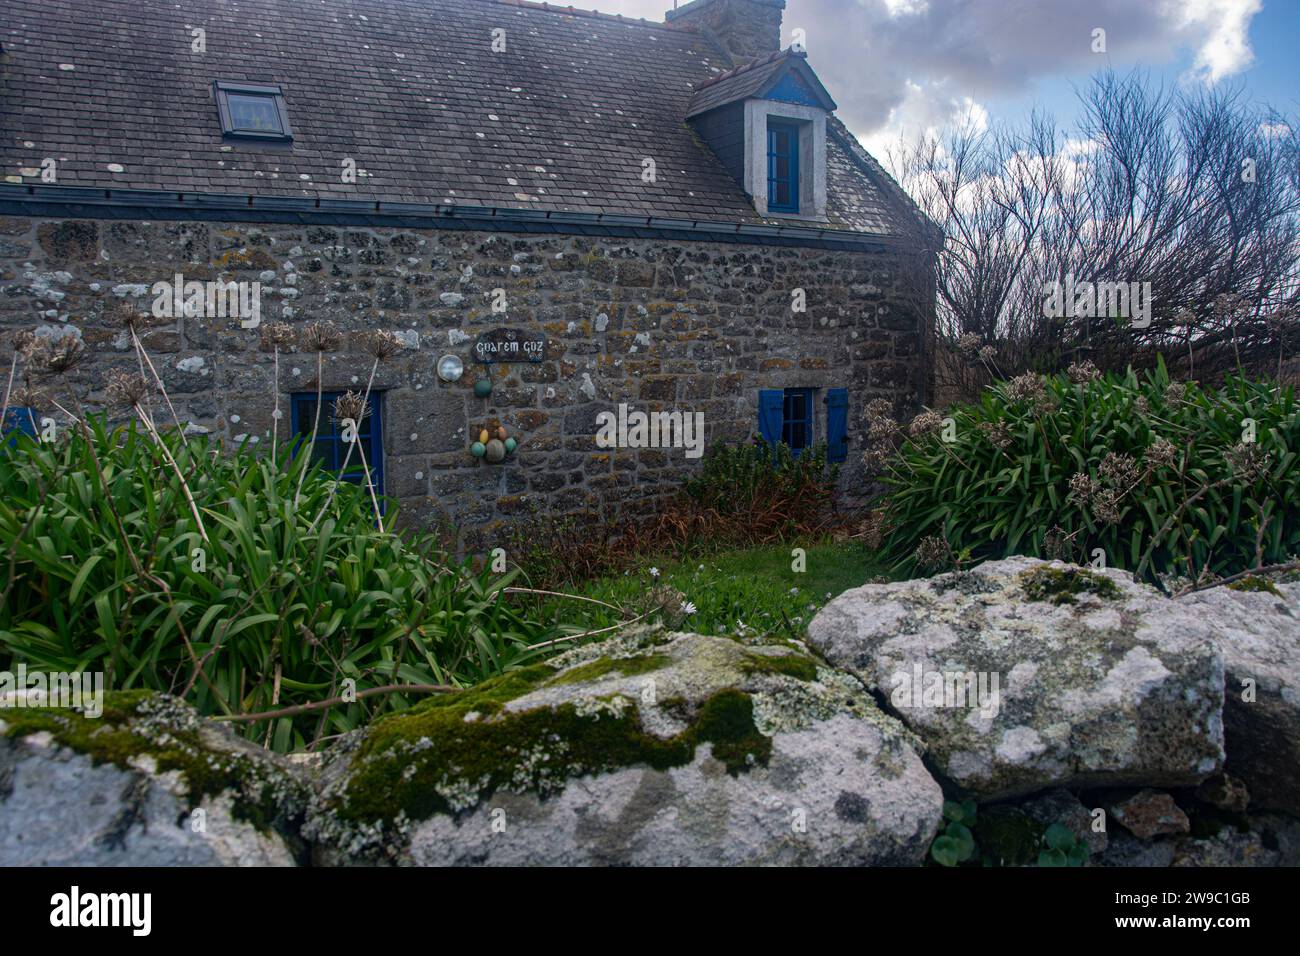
left=586, top=0, right=1298, bottom=166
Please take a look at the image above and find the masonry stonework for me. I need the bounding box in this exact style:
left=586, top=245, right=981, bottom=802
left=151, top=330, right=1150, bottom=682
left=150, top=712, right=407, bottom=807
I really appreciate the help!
left=0, top=214, right=928, bottom=542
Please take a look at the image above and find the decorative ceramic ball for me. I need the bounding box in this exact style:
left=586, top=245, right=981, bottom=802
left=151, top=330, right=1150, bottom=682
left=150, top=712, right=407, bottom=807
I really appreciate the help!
left=470, top=441, right=486, bottom=458
left=473, top=378, right=492, bottom=398
left=436, top=354, right=464, bottom=382
left=496, top=425, right=508, bottom=441
left=504, top=437, right=517, bottom=453
left=479, top=428, right=490, bottom=444
left=485, top=438, right=506, bottom=463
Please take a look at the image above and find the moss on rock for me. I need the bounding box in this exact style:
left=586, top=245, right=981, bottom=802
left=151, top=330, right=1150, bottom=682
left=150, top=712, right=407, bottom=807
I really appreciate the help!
left=740, top=650, right=819, bottom=682
left=548, top=653, right=671, bottom=686
left=1226, top=575, right=1283, bottom=597
left=0, top=691, right=306, bottom=832
left=1019, top=565, right=1121, bottom=605
left=334, top=684, right=771, bottom=826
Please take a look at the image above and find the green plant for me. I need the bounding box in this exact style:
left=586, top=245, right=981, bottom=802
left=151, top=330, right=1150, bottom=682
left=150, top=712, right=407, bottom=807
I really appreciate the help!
left=681, top=439, right=838, bottom=535
left=1037, top=823, right=1089, bottom=867
left=537, top=541, right=888, bottom=641
left=930, top=799, right=978, bottom=867
left=500, top=440, right=843, bottom=591
left=0, top=417, right=557, bottom=751
left=877, top=361, right=1299, bottom=586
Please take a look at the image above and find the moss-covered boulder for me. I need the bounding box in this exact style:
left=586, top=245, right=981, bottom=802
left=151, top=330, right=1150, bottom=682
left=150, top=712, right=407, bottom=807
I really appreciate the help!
left=807, top=556, right=1225, bottom=800
left=0, top=692, right=310, bottom=865
left=306, top=629, right=943, bottom=865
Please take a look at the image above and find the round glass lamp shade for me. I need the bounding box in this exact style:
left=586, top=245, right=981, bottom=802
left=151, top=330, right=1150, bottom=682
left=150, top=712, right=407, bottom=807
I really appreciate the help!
left=437, top=354, right=464, bottom=382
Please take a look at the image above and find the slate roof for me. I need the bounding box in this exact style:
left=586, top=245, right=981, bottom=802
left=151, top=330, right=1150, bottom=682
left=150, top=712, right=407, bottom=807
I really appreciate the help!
left=686, top=49, right=834, bottom=118
left=0, top=0, right=917, bottom=239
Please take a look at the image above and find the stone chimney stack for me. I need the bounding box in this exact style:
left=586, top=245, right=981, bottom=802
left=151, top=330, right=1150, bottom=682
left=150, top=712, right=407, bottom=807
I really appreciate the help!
left=665, top=0, right=785, bottom=64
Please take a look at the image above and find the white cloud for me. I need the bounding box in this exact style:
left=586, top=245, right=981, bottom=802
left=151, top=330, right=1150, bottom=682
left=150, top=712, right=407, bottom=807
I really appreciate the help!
left=585, top=0, right=1264, bottom=161
left=1177, top=0, right=1262, bottom=82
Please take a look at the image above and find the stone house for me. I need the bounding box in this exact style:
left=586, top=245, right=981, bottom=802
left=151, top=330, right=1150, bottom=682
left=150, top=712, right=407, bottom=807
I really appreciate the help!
left=0, top=0, right=936, bottom=540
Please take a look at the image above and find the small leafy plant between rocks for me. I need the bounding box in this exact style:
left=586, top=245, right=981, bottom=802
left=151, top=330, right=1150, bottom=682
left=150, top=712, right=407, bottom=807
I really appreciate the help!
left=930, top=799, right=978, bottom=866
left=1037, top=823, right=1090, bottom=867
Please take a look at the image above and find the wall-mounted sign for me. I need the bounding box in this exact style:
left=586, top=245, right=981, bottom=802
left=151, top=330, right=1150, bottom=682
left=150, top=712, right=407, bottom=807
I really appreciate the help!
left=473, top=328, right=547, bottom=364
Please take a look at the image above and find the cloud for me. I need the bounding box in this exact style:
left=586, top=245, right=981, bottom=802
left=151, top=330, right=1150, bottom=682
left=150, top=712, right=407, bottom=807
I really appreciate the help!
left=1177, top=0, right=1262, bottom=82
left=591, top=0, right=1262, bottom=159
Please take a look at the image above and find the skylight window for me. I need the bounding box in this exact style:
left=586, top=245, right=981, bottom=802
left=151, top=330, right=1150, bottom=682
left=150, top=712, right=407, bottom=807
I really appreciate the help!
left=213, top=81, right=293, bottom=141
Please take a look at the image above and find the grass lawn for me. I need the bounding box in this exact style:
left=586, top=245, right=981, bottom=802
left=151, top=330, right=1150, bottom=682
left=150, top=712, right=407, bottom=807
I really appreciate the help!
left=537, top=540, right=893, bottom=641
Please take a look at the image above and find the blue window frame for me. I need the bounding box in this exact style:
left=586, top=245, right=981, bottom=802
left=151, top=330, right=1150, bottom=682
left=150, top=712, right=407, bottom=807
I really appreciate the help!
left=767, top=120, right=800, bottom=213
left=290, top=391, right=383, bottom=495
left=781, top=387, right=814, bottom=454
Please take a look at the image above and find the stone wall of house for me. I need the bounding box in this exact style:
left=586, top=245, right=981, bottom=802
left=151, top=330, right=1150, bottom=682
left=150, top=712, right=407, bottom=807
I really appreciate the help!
left=0, top=214, right=928, bottom=545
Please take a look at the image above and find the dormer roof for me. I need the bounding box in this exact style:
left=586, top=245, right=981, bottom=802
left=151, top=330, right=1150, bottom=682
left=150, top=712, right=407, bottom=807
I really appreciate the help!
left=687, top=49, right=837, bottom=119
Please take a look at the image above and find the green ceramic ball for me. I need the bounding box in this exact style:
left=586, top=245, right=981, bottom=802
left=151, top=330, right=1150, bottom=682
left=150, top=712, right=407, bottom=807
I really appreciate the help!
left=473, top=378, right=493, bottom=398
left=504, top=437, right=517, bottom=453
left=485, top=438, right=506, bottom=463
left=470, top=441, right=486, bottom=457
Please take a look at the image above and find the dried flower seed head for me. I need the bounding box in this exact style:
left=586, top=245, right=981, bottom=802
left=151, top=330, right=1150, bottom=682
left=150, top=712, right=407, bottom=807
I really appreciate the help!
left=914, top=534, right=952, bottom=571
left=1067, top=360, right=1101, bottom=383
left=1043, top=527, right=1073, bottom=561
left=106, top=299, right=146, bottom=330
left=1092, top=489, right=1123, bottom=525
left=104, top=369, right=153, bottom=410
left=977, top=419, right=1013, bottom=450
left=37, top=336, right=86, bottom=375
left=1098, top=452, right=1139, bottom=488
left=331, top=390, right=369, bottom=425
left=957, top=332, right=982, bottom=353
left=1144, top=437, right=1177, bottom=470
left=861, top=510, right=887, bottom=550
left=302, top=321, right=342, bottom=353
left=909, top=409, right=943, bottom=437
left=362, top=329, right=402, bottom=362
left=1134, top=395, right=1150, bottom=416
left=1068, top=472, right=1097, bottom=504
left=11, top=330, right=40, bottom=357
left=260, top=321, right=297, bottom=349
left=647, top=584, right=690, bottom=628
left=1164, top=382, right=1187, bottom=405
left=864, top=398, right=894, bottom=421
left=1225, top=442, right=1270, bottom=480
left=1005, top=372, right=1046, bottom=403
left=862, top=440, right=894, bottom=471
left=978, top=345, right=997, bottom=362
left=9, top=385, right=46, bottom=408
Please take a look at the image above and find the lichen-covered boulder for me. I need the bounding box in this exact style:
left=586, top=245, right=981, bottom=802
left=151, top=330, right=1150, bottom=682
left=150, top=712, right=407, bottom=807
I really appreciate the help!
left=807, top=556, right=1224, bottom=800
left=307, top=629, right=943, bottom=866
left=1179, top=581, right=1300, bottom=814
left=0, top=692, right=308, bottom=865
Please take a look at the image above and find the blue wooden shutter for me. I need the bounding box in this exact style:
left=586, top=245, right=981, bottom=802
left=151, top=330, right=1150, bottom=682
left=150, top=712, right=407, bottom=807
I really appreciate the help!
left=826, top=388, right=848, bottom=462
left=758, top=389, right=784, bottom=447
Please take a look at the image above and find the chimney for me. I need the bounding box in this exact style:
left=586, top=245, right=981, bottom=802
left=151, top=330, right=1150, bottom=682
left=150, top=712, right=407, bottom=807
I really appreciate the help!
left=665, top=0, right=785, bottom=64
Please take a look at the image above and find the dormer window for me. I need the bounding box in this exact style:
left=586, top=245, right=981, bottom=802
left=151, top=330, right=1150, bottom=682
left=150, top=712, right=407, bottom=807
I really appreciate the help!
left=214, top=81, right=293, bottom=142
left=766, top=120, right=800, bottom=213
left=686, top=50, right=835, bottom=222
